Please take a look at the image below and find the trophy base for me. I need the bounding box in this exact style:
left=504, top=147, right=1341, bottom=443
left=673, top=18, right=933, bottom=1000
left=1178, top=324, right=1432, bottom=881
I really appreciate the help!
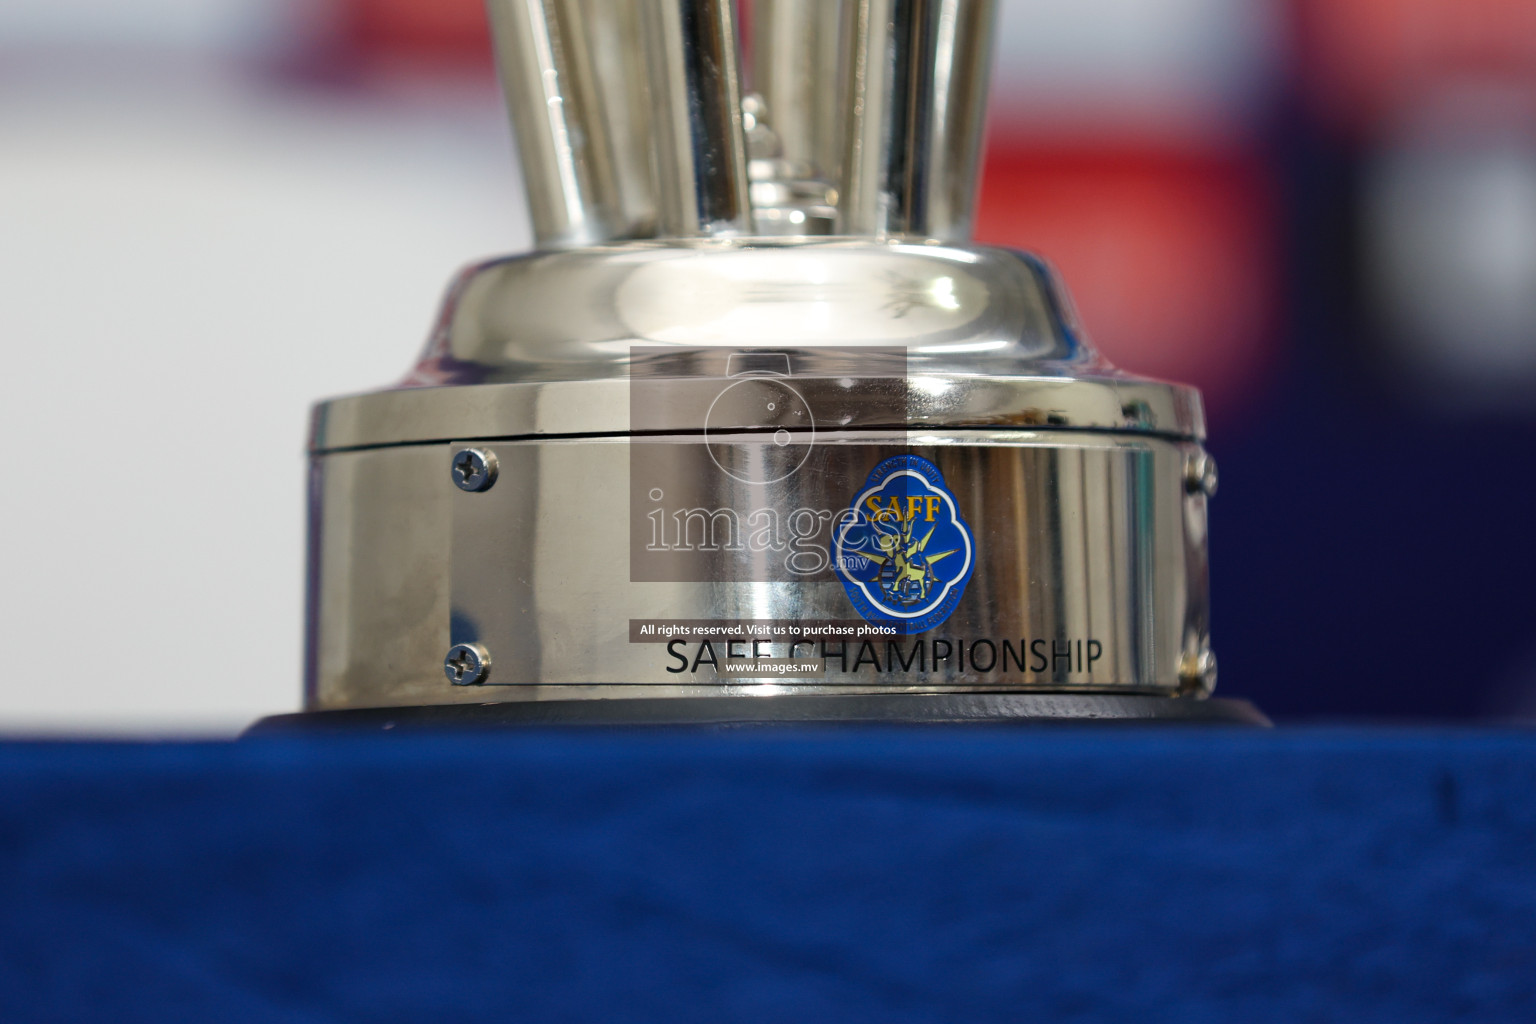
left=247, top=693, right=1269, bottom=734
left=306, top=243, right=1218, bottom=712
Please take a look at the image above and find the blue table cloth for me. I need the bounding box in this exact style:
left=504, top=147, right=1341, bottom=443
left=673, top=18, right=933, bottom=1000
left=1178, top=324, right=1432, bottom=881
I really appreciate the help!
left=1, top=729, right=1533, bottom=1022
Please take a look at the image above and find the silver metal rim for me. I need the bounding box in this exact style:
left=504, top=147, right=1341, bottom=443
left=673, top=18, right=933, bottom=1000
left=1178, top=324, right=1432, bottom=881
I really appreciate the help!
left=313, top=374, right=1203, bottom=453
left=310, top=240, right=1203, bottom=452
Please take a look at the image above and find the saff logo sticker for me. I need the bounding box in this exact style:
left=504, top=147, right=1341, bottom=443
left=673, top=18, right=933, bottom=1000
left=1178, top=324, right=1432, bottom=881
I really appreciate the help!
left=831, top=455, right=975, bottom=634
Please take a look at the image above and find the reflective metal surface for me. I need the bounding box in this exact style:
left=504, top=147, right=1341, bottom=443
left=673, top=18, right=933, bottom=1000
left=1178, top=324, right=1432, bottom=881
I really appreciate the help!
left=485, top=0, right=994, bottom=243
left=314, top=373, right=1203, bottom=453
left=641, top=0, right=752, bottom=237
left=753, top=0, right=848, bottom=189
left=921, top=0, right=999, bottom=241
left=413, top=240, right=1095, bottom=381
left=577, top=0, right=657, bottom=238
left=747, top=0, right=847, bottom=235
left=839, top=0, right=998, bottom=239
left=297, top=0, right=1228, bottom=716
left=313, top=241, right=1202, bottom=450
left=486, top=0, right=623, bottom=247
left=306, top=430, right=1212, bottom=708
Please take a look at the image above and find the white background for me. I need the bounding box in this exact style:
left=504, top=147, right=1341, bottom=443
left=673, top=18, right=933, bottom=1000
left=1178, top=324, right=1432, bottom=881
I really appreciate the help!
left=0, top=69, right=531, bottom=732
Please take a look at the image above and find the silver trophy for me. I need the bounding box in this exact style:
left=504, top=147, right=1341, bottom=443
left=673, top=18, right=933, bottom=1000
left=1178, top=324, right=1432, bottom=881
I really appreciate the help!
left=269, top=0, right=1263, bottom=728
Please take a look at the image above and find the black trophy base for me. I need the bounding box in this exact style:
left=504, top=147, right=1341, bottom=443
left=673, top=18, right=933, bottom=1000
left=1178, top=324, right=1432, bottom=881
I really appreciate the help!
left=247, top=693, right=1269, bottom=734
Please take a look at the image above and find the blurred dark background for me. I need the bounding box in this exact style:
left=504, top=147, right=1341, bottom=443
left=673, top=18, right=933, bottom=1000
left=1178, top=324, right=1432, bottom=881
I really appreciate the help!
left=973, top=0, right=1536, bottom=720
left=2, top=0, right=1533, bottom=726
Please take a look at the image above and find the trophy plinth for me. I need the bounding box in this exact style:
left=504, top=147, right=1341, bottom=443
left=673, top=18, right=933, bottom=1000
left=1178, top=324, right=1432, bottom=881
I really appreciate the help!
left=272, top=0, right=1261, bottom=728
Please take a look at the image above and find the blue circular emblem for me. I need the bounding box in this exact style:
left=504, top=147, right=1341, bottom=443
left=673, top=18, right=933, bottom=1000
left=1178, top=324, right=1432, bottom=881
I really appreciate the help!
left=830, top=455, right=976, bottom=634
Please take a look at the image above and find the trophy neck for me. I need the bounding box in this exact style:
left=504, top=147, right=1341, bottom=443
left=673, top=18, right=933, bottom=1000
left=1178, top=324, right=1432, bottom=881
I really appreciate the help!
left=487, top=0, right=1000, bottom=248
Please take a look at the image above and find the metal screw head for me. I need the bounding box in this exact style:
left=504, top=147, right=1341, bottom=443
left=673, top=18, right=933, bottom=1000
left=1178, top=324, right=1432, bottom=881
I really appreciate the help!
left=452, top=448, right=498, bottom=492
left=1177, top=647, right=1218, bottom=698
left=444, top=643, right=491, bottom=685
left=1184, top=451, right=1219, bottom=498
